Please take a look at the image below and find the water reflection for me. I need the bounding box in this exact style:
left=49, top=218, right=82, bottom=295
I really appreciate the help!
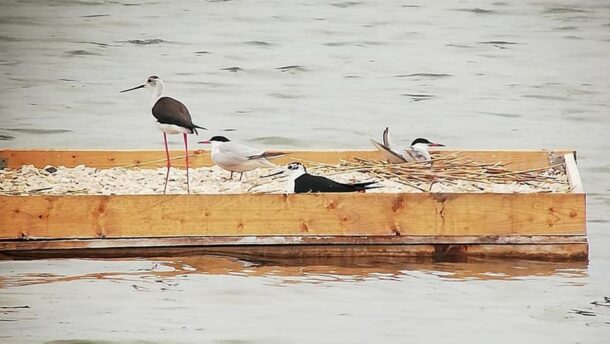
left=0, top=255, right=588, bottom=289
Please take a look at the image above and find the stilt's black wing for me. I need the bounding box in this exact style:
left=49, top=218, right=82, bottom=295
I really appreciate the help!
left=295, top=174, right=377, bottom=193
left=152, top=97, right=203, bottom=133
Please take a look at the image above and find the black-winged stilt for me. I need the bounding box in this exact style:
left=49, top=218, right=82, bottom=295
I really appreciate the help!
left=121, top=76, right=206, bottom=193
left=285, top=162, right=378, bottom=193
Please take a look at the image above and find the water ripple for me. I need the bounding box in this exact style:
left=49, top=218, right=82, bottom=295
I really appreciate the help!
left=452, top=8, right=496, bottom=14
left=276, top=65, right=307, bottom=73
left=401, top=93, right=435, bottom=101
left=248, top=136, right=307, bottom=146
left=394, top=73, right=451, bottom=78
left=221, top=66, right=242, bottom=72
left=544, top=7, right=588, bottom=14
left=0, top=128, right=73, bottom=134
left=331, top=1, right=361, bottom=8
left=479, top=40, right=518, bottom=45
left=243, top=40, right=273, bottom=46
left=66, top=49, right=101, bottom=56
left=119, top=38, right=168, bottom=45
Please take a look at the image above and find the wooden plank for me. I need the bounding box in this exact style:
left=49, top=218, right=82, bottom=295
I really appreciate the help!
left=564, top=153, right=584, bottom=193
left=0, top=192, right=586, bottom=239
left=0, top=149, right=573, bottom=170
left=461, top=243, right=588, bottom=261
left=0, top=235, right=588, bottom=251
left=0, top=243, right=588, bottom=261
left=0, top=149, right=379, bottom=169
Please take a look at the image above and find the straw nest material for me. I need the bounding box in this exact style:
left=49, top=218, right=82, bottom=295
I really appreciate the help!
left=302, top=152, right=570, bottom=193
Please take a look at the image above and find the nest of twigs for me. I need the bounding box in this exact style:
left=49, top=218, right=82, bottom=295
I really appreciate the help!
left=305, top=152, right=569, bottom=192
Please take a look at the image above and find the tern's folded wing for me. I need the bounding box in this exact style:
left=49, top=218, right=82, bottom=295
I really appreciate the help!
left=403, top=148, right=426, bottom=162
left=214, top=142, right=262, bottom=165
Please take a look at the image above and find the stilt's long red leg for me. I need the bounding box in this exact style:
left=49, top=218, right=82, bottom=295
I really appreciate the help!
left=163, top=133, right=171, bottom=194
left=184, top=132, right=190, bottom=194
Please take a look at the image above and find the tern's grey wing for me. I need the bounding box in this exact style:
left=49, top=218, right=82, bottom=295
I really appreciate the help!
left=370, top=139, right=406, bottom=164
left=403, top=147, right=426, bottom=162
left=215, top=142, right=262, bottom=165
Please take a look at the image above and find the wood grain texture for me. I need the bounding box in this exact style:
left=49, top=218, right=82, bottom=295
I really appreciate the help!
left=0, top=235, right=588, bottom=251
left=0, top=192, right=585, bottom=239
left=0, top=149, right=573, bottom=170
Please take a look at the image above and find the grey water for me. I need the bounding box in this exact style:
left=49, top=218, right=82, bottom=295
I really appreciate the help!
left=1, top=0, right=609, bottom=342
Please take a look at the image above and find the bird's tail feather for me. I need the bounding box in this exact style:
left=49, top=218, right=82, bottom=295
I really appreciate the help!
left=192, top=124, right=207, bottom=135
left=351, top=181, right=379, bottom=189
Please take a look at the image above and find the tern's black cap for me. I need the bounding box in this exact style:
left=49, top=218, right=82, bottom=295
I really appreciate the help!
left=209, top=136, right=230, bottom=142
left=411, top=138, right=432, bottom=145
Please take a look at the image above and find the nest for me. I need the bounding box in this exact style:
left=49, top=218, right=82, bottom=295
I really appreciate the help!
left=304, top=152, right=569, bottom=192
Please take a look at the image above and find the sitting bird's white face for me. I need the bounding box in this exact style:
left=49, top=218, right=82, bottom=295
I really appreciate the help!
left=285, top=162, right=307, bottom=193
left=408, top=138, right=445, bottom=161
left=287, top=162, right=306, bottom=174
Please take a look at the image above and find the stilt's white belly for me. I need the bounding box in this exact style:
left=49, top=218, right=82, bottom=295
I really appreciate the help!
left=156, top=122, right=192, bottom=134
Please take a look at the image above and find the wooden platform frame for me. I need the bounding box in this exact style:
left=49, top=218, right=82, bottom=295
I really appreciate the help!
left=0, top=149, right=587, bottom=260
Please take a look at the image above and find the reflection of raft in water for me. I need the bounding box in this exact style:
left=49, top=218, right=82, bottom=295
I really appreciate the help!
left=0, top=148, right=587, bottom=261
left=2, top=256, right=588, bottom=288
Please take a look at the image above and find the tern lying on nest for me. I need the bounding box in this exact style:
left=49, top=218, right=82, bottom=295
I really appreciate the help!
left=370, top=127, right=445, bottom=163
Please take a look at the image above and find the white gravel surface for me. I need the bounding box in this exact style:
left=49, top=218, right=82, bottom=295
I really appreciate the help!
left=0, top=164, right=571, bottom=195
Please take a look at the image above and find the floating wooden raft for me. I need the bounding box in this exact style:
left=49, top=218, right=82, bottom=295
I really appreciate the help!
left=0, top=149, right=587, bottom=260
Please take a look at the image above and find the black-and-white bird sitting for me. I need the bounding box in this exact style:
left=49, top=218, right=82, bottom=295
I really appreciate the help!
left=199, top=136, right=285, bottom=180
left=286, top=162, right=378, bottom=193
left=370, top=127, right=444, bottom=163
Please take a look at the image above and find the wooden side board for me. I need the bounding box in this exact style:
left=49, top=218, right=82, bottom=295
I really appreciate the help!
left=0, top=240, right=588, bottom=261
left=564, top=153, right=584, bottom=193
left=0, top=149, right=572, bottom=171
left=0, top=192, right=585, bottom=239
left=0, top=235, right=588, bottom=250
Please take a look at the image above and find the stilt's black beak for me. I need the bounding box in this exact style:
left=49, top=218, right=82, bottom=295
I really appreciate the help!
left=120, top=84, right=145, bottom=93
left=261, top=170, right=285, bottom=178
